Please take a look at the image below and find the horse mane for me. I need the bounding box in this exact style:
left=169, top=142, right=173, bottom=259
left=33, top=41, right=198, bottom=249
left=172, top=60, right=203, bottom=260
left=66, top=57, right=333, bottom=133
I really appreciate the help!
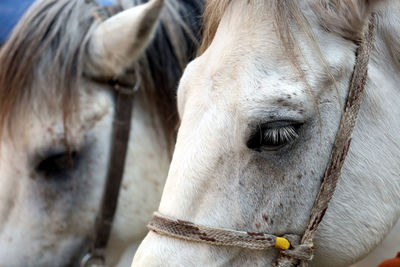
left=198, top=1, right=400, bottom=97
left=199, top=0, right=374, bottom=55
left=0, top=0, right=202, bottom=148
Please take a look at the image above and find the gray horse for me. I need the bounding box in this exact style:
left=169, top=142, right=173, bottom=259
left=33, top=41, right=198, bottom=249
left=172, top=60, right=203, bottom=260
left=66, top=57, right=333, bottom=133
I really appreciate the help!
left=0, top=0, right=202, bottom=265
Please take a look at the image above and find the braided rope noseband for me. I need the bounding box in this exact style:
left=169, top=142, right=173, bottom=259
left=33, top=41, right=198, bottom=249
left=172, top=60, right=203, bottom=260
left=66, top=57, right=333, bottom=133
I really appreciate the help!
left=148, top=15, right=376, bottom=266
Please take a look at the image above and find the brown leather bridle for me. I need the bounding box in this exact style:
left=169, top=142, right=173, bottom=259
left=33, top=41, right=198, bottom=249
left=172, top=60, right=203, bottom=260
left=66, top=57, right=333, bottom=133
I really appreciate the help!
left=80, top=76, right=140, bottom=267
left=148, top=15, right=376, bottom=267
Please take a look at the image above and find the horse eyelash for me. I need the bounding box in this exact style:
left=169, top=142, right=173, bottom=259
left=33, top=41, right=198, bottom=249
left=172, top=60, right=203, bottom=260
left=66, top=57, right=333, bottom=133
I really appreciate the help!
left=263, top=126, right=299, bottom=144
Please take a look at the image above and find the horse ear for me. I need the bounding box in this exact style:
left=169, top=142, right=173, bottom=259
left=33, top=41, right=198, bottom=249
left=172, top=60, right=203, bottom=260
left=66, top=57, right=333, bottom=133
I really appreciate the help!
left=86, top=0, right=163, bottom=77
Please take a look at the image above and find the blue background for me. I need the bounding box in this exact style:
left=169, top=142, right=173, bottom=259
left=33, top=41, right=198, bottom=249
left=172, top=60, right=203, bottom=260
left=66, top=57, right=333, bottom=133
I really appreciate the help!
left=0, top=0, right=116, bottom=44
left=0, top=0, right=35, bottom=43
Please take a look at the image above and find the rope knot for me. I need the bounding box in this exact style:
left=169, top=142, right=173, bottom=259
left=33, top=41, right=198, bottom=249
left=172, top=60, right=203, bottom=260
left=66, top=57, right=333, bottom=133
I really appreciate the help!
left=280, top=235, right=314, bottom=261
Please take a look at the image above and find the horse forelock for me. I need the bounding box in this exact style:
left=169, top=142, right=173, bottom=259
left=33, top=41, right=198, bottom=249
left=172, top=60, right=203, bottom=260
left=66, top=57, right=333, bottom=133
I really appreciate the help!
left=0, top=0, right=202, bottom=149
left=0, top=0, right=99, bottom=138
left=198, top=0, right=385, bottom=133
left=199, top=0, right=373, bottom=55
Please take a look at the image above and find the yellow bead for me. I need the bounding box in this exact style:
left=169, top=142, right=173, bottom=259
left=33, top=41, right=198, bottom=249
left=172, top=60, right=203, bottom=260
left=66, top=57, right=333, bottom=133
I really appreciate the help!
left=275, top=237, right=290, bottom=250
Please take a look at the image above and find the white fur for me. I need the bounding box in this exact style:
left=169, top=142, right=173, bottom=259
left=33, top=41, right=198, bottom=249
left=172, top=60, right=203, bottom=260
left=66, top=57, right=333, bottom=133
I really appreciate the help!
left=133, top=1, right=400, bottom=266
left=352, top=219, right=400, bottom=267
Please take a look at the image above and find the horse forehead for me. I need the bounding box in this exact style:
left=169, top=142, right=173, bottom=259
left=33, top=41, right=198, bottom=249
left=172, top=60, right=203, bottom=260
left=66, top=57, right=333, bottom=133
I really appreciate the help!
left=182, top=2, right=344, bottom=112
left=196, top=33, right=301, bottom=100
left=187, top=50, right=307, bottom=111
left=5, top=86, right=113, bottom=148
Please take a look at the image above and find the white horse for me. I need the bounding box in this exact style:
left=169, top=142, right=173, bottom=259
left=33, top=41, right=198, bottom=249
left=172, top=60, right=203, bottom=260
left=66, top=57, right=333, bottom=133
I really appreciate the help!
left=133, top=0, right=400, bottom=266
left=0, top=0, right=201, bottom=266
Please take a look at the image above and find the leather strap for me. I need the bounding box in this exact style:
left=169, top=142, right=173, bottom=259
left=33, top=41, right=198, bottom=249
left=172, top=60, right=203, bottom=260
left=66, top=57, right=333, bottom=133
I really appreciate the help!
left=81, top=80, right=139, bottom=267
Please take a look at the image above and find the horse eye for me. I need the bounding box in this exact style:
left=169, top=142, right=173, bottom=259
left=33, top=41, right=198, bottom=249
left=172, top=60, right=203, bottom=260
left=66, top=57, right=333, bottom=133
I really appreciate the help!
left=247, top=122, right=302, bottom=152
left=36, top=150, right=79, bottom=178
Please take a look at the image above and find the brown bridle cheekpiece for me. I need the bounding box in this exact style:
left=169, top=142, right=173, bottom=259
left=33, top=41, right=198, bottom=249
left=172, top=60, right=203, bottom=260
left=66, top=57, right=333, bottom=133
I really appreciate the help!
left=80, top=74, right=140, bottom=267
left=77, top=1, right=143, bottom=266
left=148, top=15, right=376, bottom=267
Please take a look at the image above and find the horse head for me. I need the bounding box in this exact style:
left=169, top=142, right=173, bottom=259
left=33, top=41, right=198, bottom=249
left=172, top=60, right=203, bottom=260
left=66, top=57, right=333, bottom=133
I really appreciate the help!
left=133, top=0, right=400, bottom=266
left=0, top=0, right=200, bottom=265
